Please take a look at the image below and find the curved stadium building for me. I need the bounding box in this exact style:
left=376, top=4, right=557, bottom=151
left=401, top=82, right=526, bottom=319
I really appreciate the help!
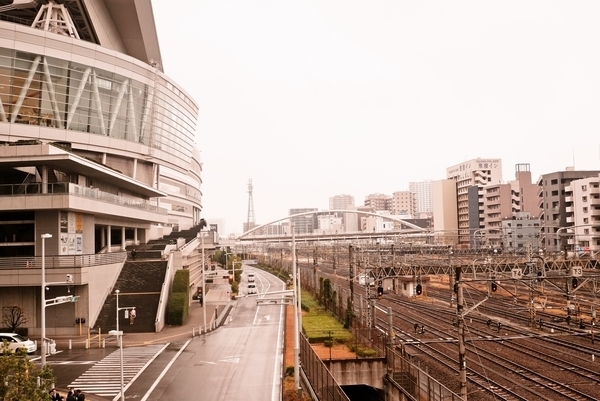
left=0, top=1, right=204, bottom=338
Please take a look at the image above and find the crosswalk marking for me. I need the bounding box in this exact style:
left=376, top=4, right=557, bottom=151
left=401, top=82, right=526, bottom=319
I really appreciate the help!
left=68, top=344, right=166, bottom=398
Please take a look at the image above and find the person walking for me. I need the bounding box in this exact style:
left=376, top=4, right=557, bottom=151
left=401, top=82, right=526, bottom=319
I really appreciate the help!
left=75, top=389, right=86, bottom=401
left=66, top=387, right=76, bottom=401
left=131, top=249, right=137, bottom=259
left=49, top=388, right=64, bottom=401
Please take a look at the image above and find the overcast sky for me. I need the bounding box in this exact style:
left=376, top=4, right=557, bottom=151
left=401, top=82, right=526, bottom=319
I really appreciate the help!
left=153, top=1, right=600, bottom=236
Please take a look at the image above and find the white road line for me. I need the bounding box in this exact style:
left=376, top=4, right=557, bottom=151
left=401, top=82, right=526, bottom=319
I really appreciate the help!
left=140, top=340, right=191, bottom=401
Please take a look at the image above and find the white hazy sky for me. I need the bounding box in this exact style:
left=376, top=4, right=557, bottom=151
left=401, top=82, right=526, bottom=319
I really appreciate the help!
left=153, top=1, right=600, bottom=235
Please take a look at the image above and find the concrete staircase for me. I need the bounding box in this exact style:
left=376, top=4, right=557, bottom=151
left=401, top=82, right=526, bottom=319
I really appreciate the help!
left=95, top=224, right=205, bottom=333
left=94, top=260, right=167, bottom=333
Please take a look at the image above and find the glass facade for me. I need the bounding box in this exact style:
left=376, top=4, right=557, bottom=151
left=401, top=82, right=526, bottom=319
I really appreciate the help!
left=0, top=47, right=197, bottom=164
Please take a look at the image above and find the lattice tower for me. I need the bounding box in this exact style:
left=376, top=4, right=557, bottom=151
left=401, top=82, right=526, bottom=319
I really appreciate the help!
left=246, top=179, right=255, bottom=228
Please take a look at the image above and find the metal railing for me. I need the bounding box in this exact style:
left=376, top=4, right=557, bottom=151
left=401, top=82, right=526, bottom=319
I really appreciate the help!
left=300, top=334, right=350, bottom=401
left=0, top=251, right=127, bottom=269
left=0, top=182, right=168, bottom=214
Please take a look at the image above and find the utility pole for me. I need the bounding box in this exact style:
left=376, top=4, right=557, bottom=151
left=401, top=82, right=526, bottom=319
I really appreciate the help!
left=456, top=266, right=467, bottom=400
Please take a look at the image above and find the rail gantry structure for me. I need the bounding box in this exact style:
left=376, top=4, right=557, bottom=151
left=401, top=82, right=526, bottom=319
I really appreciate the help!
left=257, top=240, right=600, bottom=281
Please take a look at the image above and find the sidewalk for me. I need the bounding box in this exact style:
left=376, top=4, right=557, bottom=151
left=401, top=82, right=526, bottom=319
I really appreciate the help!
left=53, top=286, right=233, bottom=349
left=51, top=286, right=235, bottom=401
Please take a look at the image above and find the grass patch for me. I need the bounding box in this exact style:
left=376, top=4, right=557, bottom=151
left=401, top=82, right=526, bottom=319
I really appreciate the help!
left=301, top=290, right=353, bottom=343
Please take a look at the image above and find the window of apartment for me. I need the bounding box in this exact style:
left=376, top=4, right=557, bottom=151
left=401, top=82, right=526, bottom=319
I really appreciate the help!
left=552, top=201, right=559, bottom=208
left=584, top=229, right=589, bottom=234
left=583, top=196, right=588, bottom=202
left=584, top=217, right=589, bottom=224
left=517, top=224, right=522, bottom=227
left=582, top=185, right=587, bottom=191
left=551, top=179, right=558, bottom=185
left=551, top=190, right=558, bottom=196
left=583, top=207, right=588, bottom=213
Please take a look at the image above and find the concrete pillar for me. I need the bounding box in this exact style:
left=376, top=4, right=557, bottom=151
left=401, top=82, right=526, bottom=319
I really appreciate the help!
left=132, top=158, right=138, bottom=180
left=121, top=227, right=126, bottom=251
left=107, top=225, right=111, bottom=252
left=134, top=228, right=138, bottom=245
left=41, top=165, right=48, bottom=194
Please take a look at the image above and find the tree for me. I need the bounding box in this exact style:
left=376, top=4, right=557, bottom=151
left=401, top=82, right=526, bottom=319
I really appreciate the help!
left=0, top=342, right=55, bottom=401
left=2, top=305, right=28, bottom=333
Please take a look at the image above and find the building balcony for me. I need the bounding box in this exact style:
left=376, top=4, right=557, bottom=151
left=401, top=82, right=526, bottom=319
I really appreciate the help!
left=566, top=216, right=574, bottom=223
left=565, top=206, right=574, bottom=213
left=0, top=182, right=168, bottom=222
left=0, top=252, right=127, bottom=287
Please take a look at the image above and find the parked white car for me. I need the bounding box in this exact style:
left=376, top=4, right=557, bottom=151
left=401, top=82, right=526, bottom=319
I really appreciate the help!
left=0, top=333, right=37, bottom=354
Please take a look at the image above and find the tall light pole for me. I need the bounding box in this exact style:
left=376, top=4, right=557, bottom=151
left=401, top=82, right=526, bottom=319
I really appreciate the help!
left=201, top=231, right=206, bottom=331
left=111, top=289, right=125, bottom=401
left=40, top=233, right=52, bottom=367
left=291, top=224, right=301, bottom=399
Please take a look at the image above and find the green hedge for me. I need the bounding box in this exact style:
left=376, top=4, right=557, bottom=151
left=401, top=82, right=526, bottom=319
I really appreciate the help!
left=166, top=292, right=189, bottom=325
left=172, top=269, right=189, bottom=295
left=167, top=270, right=190, bottom=325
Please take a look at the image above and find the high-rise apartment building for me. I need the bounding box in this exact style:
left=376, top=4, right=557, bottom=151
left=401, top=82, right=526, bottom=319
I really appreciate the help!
left=539, top=168, right=600, bottom=252
left=329, top=194, right=355, bottom=210
left=364, top=193, right=392, bottom=212
left=391, top=191, right=417, bottom=216
left=563, top=173, right=600, bottom=255
left=446, top=158, right=502, bottom=245
left=480, top=164, right=541, bottom=248
left=432, top=179, right=459, bottom=244
left=289, top=208, right=318, bottom=234
left=409, top=181, right=433, bottom=214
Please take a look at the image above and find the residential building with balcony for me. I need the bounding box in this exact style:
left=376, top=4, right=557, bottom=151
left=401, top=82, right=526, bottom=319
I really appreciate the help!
left=289, top=208, right=318, bottom=234
left=0, top=1, right=202, bottom=337
left=538, top=168, right=600, bottom=252
left=564, top=174, right=600, bottom=255
left=446, top=158, right=502, bottom=246
left=501, top=212, right=542, bottom=253
left=409, top=180, right=433, bottom=214
left=391, top=190, right=416, bottom=216
left=479, top=164, right=541, bottom=249
left=329, top=194, right=355, bottom=211
left=364, top=193, right=392, bottom=212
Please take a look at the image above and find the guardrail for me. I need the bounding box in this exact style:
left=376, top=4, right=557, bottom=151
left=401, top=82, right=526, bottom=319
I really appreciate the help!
left=0, top=251, right=127, bottom=269
left=0, top=182, right=167, bottom=214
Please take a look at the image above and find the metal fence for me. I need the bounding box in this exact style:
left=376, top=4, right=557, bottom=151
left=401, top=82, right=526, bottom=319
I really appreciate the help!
left=300, top=334, right=350, bottom=401
left=387, top=345, right=462, bottom=401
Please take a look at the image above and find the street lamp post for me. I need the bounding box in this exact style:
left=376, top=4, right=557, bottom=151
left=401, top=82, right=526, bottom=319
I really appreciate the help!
left=40, top=233, right=52, bottom=367
left=111, top=289, right=125, bottom=401
left=201, top=230, right=206, bottom=332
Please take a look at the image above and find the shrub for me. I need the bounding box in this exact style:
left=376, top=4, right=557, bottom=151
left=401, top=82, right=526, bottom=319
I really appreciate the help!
left=166, top=292, right=188, bottom=325
left=172, top=270, right=189, bottom=295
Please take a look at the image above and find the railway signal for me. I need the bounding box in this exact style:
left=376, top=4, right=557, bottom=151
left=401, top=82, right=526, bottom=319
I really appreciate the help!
left=377, top=286, right=384, bottom=298
left=571, top=277, right=578, bottom=289
left=416, top=283, right=422, bottom=295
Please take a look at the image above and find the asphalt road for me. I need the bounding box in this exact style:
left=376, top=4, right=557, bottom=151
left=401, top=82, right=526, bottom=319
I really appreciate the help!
left=48, top=267, right=286, bottom=401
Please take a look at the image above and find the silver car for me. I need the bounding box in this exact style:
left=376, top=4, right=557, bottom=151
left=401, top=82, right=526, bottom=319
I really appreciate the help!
left=0, top=333, right=37, bottom=354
